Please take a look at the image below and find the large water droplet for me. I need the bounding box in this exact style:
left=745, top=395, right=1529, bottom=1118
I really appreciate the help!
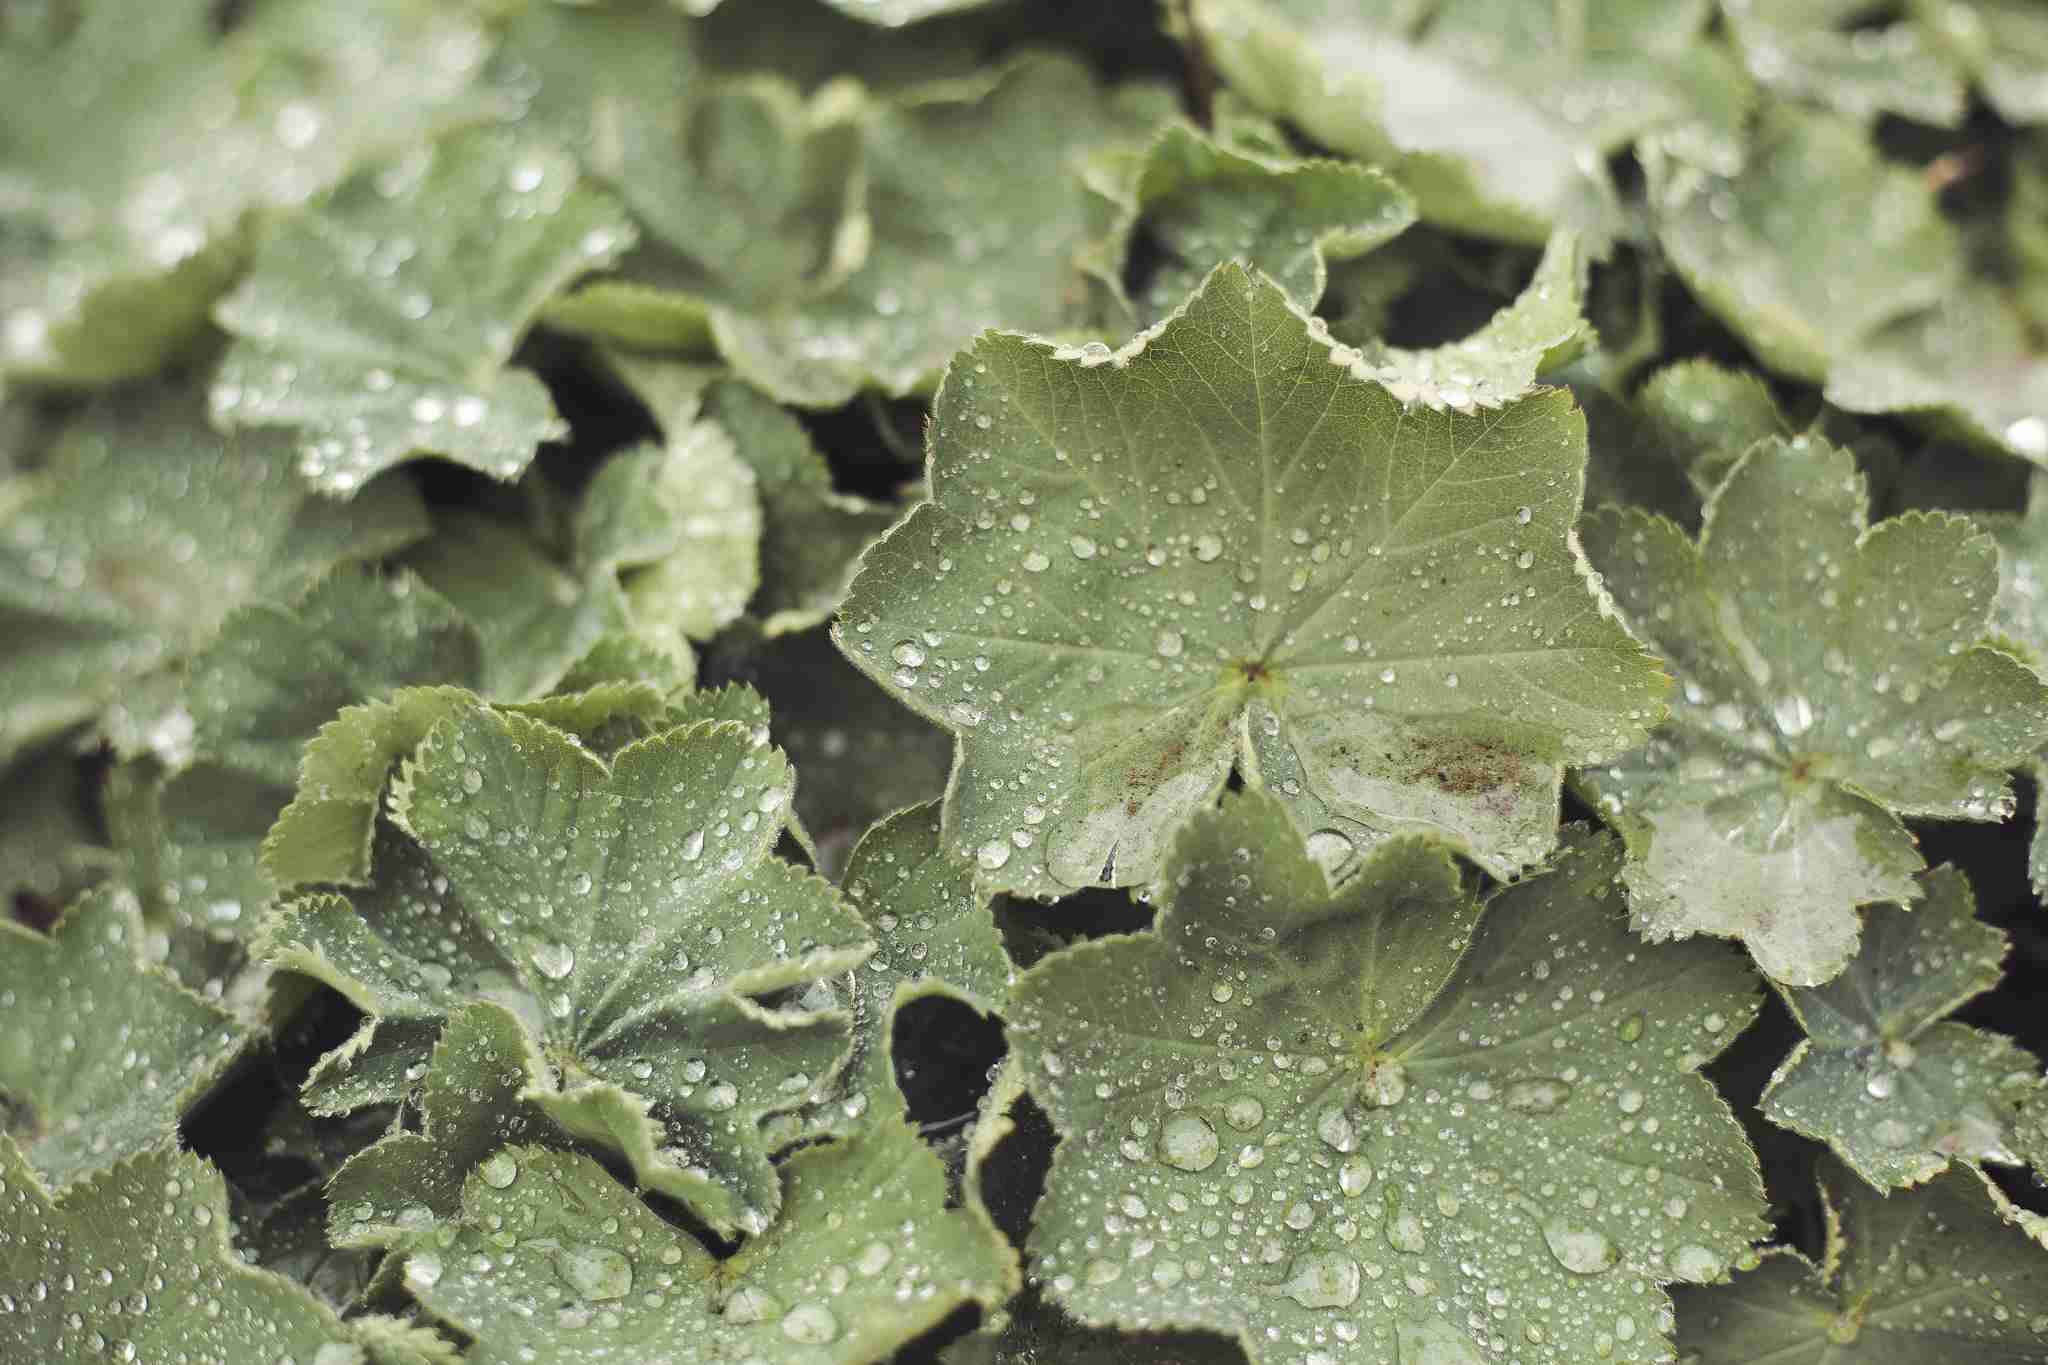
left=1278, top=1252, right=1361, bottom=1308
left=478, top=1153, right=517, bottom=1189
left=1158, top=1113, right=1221, bottom=1171
left=1670, top=1243, right=1725, bottom=1282
left=781, top=1303, right=840, bottom=1344
left=531, top=941, right=575, bottom=981
left=1224, top=1095, right=1265, bottom=1130
left=1543, top=1217, right=1618, bottom=1274
left=1503, top=1077, right=1572, bottom=1115
left=555, top=1245, right=632, bottom=1299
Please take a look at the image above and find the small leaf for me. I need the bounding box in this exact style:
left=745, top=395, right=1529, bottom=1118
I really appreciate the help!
left=1332, top=230, right=1590, bottom=412
left=0, top=887, right=242, bottom=1188
left=1577, top=435, right=2048, bottom=985
left=709, top=55, right=1174, bottom=406
left=836, top=802, right=1012, bottom=1117
left=405, top=1120, right=1018, bottom=1364
left=325, top=1000, right=552, bottom=1248
left=0, top=1138, right=408, bottom=1362
left=0, top=388, right=427, bottom=766
left=267, top=700, right=871, bottom=1234
left=710, top=625, right=954, bottom=876
left=1118, top=123, right=1416, bottom=322
left=837, top=261, right=1664, bottom=897
left=212, top=126, right=636, bottom=494
left=1649, top=105, right=1959, bottom=384
left=0, top=0, right=496, bottom=384
left=1634, top=358, right=1792, bottom=500
left=1675, top=1161, right=2048, bottom=1360
left=1763, top=866, right=2041, bottom=1188
left=1189, top=0, right=1746, bottom=245
left=1012, top=796, right=1765, bottom=1361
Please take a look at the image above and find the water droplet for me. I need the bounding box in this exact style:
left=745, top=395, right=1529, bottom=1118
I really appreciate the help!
left=1278, top=1252, right=1361, bottom=1308
left=1339, top=1158, right=1372, bottom=1196
left=1872, top=1117, right=1915, bottom=1148
left=531, top=941, right=575, bottom=980
left=1069, top=534, right=1098, bottom=560
left=1386, top=1209, right=1427, bottom=1254
left=1503, top=1077, right=1572, bottom=1115
left=1865, top=1071, right=1895, bottom=1100
left=1772, top=693, right=1815, bottom=738
left=892, top=640, right=926, bottom=667
left=976, top=840, right=1012, bottom=870
left=479, top=1153, right=517, bottom=1188
left=405, top=1253, right=443, bottom=1291
left=855, top=1242, right=893, bottom=1275
left=1194, top=534, right=1224, bottom=562
left=1516, top=505, right=1534, bottom=525
left=1670, top=1244, right=1724, bottom=1282
left=705, top=1082, right=739, bottom=1112
left=1022, top=549, right=1050, bottom=573
left=1223, top=1095, right=1265, bottom=1130
left=1155, top=629, right=1184, bottom=658
left=781, top=1303, right=840, bottom=1344
left=554, top=1244, right=632, bottom=1300
left=1316, top=1107, right=1357, bottom=1153
left=1543, top=1217, right=1618, bottom=1274
left=681, top=829, right=705, bottom=861
left=1158, top=1114, right=1221, bottom=1171
left=1364, top=1059, right=1407, bottom=1106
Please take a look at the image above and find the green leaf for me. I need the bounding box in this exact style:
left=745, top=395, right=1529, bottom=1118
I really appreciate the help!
left=709, top=55, right=1174, bottom=406
left=1719, top=0, right=1970, bottom=126
left=1825, top=285, right=2048, bottom=466
left=1675, top=1161, right=2048, bottom=1361
left=710, top=625, right=955, bottom=876
left=944, top=1294, right=1249, bottom=1364
left=836, top=802, right=1011, bottom=1116
left=815, top=0, right=1001, bottom=23
left=1648, top=105, right=1960, bottom=384
left=1634, top=358, right=1793, bottom=501
left=0, top=887, right=241, bottom=1189
left=402, top=1119, right=1017, bottom=1364
left=0, top=739, right=115, bottom=913
left=1189, top=0, right=1748, bottom=245
left=0, top=387, right=427, bottom=767
left=836, top=261, right=1665, bottom=897
left=267, top=701, right=871, bottom=1234
left=1116, top=123, right=1416, bottom=323
left=105, top=568, right=480, bottom=986
left=1722, top=0, right=2048, bottom=128
left=1761, top=866, right=2041, bottom=1189
left=1577, top=435, right=2048, bottom=985
left=1986, top=475, right=2048, bottom=895
left=499, top=0, right=866, bottom=312
left=1012, top=796, right=1765, bottom=1361
left=326, top=1000, right=553, bottom=1249
left=0, top=1138, right=397, bottom=1363
left=1330, top=230, right=1590, bottom=411
left=212, top=125, right=636, bottom=495
left=613, top=357, right=899, bottom=634
left=0, top=0, right=496, bottom=384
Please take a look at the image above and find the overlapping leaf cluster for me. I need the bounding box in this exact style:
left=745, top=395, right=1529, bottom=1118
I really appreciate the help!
left=8, top=2, right=2048, bottom=1363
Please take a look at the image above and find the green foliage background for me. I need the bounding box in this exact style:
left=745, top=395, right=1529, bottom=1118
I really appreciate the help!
left=7, top=1, right=2048, bottom=1362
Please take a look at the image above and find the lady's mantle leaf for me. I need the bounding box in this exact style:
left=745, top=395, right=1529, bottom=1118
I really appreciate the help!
left=264, top=702, right=870, bottom=1235
left=1987, top=474, right=2048, bottom=895
left=0, top=0, right=494, bottom=385
left=403, top=1120, right=1017, bottom=1365
left=709, top=54, right=1174, bottom=407
left=1762, top=867, right=2043, bottom=1189
left=1188, top=0, right=1746, bottom=246
left=212, top=126, right=636, bottom=495
left=0, top=887, right=242, bottom=1189
left=325, top=1000, right=551, bottom=1249
left=1675, top=1161, right=2048, bottom=1361
left=1011, top=795, right=1765, bottom=1363
left=836, top=261, right=1665, bottom=897
left=0, top=1138, right=435, bottom=1363
left=836, top=802, right=1012, bottom=1117
left=0, top=388, right=426, bottom=767
left=1116, top=123, right=1417, bottom=324
left=1577, top=435, right=2048, bottom=986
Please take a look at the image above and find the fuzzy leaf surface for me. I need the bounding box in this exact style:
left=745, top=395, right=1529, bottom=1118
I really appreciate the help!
left=0, top=0, right=493, bottom=384
left=0, top=1139, right=389, bottom=1363
left=0, top=887, right=242, bottom=1188
left=838, top=261, right=1664, bottom=897
left=212, top=126, right=635, bottom=494
left=404, top=1121, right=1016, bottom=1364
left=837, top=802, right=1011, bottom=1115
left=268, top=701, right=870, bottom=1234
left=1675, top=1162, right=2048, bottom=1361
left=1763, top=867, right=2041, bottom=1189
left=1013, top=795, right=1765, bottom=1364
left=1189, top=0, right=1746, bottom=245
left=1577, top=436, right=2048, bottom=985
left=0, top=389, right=425, bottom=766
